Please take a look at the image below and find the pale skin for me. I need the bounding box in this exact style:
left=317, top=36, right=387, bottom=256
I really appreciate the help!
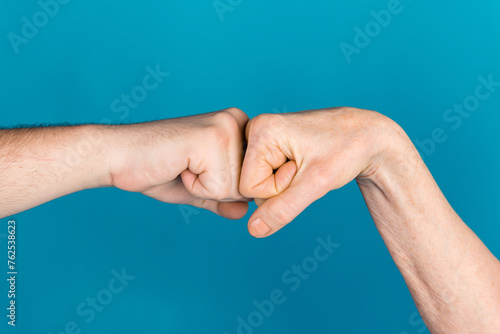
left=0, top=108, right=250, bottom=220
left=0, top=106, right=498, bottom=333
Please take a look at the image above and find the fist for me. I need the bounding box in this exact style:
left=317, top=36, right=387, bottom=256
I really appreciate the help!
left=240, top=107, right=394, bottom=237
left=109, top=107, right=250, bottom=219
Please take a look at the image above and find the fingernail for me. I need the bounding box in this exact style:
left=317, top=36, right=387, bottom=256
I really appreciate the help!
left=250, top=218, right=271, bottom=237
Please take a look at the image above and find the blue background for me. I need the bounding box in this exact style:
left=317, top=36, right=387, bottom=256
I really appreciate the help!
left=1, top=0, right=500, bottom=333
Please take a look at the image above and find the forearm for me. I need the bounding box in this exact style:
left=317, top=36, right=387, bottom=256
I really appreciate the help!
left=357, top=124, right=500, bottom=333
left=0, top=125, right=112, bottom=218
left=0, top=109, right=248, bottom=219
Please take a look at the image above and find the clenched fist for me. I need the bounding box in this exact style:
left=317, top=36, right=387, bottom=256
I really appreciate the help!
left=240, top=107, right=402, bottom=237
left=108, top=107, right=251, bottom=219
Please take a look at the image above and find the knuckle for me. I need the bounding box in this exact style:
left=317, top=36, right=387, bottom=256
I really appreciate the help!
left=225, top=107, right=249, bottom=123
left=205, top=124, right=231, bottom=148
left=211, top=110, right=242, bottom=138
left=271, top=209, right=291, bottom=228
left=310, top=169, right=332, bottom=192
left=200, top=180, right=229, bottom=201
left=251, top=113, right=275, bottom=128
left=213, top=110, right=239, bottom=128
left=225, top=107, right=244, bottom=115
left=247, top=114, right=282, bottom=140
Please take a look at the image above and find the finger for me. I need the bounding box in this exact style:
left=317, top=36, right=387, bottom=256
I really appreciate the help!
left=217, top=201, right=249, bottom=219
left=245, top=158, right=298, bottom=199
left=254, top=198, right=266, bottom=206
left=190, top=199, right=249, bottom=220
left=241, top=113, right=297, bottom=199
left=183, top=108, right=250, bottom=201
left=181, top=167, right=234, bottom=201
left=142, top=176, right=194, bottom=204
left=245, top=117, right=254, bottom=141
left=181, top=163, right=253, bottom=202
left=240, top=136, right=286, bottom=196
left=224, top=107, right=250, bottom=134
left=224, top=108, right=250, bottom=200
left=142, top=180, right=249, bottom=219
left=247, top=173, right=330, bottom=238
left=240, top=146, right=297, bottom=198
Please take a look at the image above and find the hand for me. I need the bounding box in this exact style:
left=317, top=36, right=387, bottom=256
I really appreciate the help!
left=239, top=107, right=404, bottom=237
left=107, top=107, right=250, bottom=219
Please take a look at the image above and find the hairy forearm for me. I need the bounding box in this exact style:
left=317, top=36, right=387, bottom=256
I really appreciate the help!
left=0, top=125, right=112, bottom=218
left=357, top=124, right=500, bottom=333
left=0, top=110, right=246, bottom=219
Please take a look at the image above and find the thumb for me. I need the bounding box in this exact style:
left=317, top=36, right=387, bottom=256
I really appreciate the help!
left=247, top=173, right=330, bottom=238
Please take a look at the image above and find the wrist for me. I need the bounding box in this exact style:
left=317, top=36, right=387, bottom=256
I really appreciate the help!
left=83, top=124, right=116, bottom=188
left=103, top=120, right=191, bottom=191
left=354, top=116, right=435, bottom=234
left=58, top=124, right=115, bottom=189
left=356, top=115, right=426, bottom=193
